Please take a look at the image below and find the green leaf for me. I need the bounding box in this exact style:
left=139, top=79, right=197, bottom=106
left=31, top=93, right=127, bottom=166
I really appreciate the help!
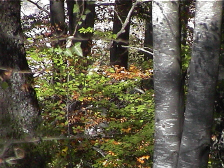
left=112, top=34, right=117, bottom=39
left=72, top=42, right=83, bottom=57
left=84, top=9, right=91, bottom=15
left=87, top=27, right=94, bottom=33
left=73, top=4, right=80, bottom=13
left=60, top=111, right=66, bottom=115
left=78, top=96, right=84, bottom=101
left=1, top=81, right=9, bottom=89
left=64, top=48, right=73, bottom=57
left=81, top=14, right=87, bottom=21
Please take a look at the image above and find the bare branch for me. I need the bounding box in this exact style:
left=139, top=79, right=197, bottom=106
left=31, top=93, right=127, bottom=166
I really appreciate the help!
left=92, top=146, right=106, bottom=157
left=113, top=9, right=123, bottom=25
left=121, top=45, right=153, bottom=55
left=116, top=0, right=140, bottom=38
left=27, top=0, right=50, bottom=15
left=73, top=0, right=85, bottom=36
left=108, top=1, right=140, bottom=48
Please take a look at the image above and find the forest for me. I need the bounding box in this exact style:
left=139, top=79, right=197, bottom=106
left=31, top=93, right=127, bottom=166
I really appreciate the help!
left=0, top=0, right=224, bottom=168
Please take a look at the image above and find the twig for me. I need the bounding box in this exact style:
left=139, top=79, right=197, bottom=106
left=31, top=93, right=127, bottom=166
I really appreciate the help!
left=113, top=9, right=123, bottom=25
left=0, top=135, right=88, bottom=145
left=116, top=0, right=140, bottom=38
left=121, top=45, right=153, bottom=55
left=92, top=146, right=106, bottom=157
left=27, top=0, right=50, bottom=15
left=109, top=0, right=140, bottom=48
left=73, top=0, right=85, bottom=37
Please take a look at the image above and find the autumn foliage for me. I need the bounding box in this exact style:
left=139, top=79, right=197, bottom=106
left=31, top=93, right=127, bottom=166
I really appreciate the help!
left=26, top=47, right=154, bottom=167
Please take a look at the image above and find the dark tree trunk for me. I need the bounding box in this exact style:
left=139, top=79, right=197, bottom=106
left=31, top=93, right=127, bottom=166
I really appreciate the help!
left=78, top=1, right=95, bottom=57
left=67, top=1, right=95, bottom=57
left=144, top=1, right=153, bottom=61
left=110, top=0, right=132, bottom=69
left=152, top=1, right=183, bottom=167
left=0, top=0, right=40, bottom=138
left=0, top=1, right=42, bottom=167
left=178, top=1, right=223, bottom=167
left=50, top=0, right=66, bottom=46
left=66, top=0, right=76, bottom=35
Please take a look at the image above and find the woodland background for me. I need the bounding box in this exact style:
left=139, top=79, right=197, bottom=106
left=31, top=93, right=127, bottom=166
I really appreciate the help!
left=0, top=0, right=224, bottom=168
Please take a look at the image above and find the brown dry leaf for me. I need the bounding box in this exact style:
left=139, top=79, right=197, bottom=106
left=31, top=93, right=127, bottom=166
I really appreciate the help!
left=21, top=84, right=29, bottom=92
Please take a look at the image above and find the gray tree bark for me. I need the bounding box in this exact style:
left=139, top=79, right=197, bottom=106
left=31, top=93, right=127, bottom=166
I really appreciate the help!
left=178, top=1, right=223, bottom=167
left=0, top=1, right=42, bottom=167
left=152, top=0, right=183, bottom=168
left=0, top=0, right=40, bottom=139
left=152, top=1, right=183, bottom=167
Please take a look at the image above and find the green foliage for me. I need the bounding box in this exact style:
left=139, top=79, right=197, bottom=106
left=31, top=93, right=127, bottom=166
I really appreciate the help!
left=21, top=1, right=224, bottom=167
left=26, top=47, right=154, bottom=167
left=73, top=3, right=80, bottom=13
left=79, top=27, right=94, bottom=34
left=0, top=81, right=9, bottom=89
left=181, top=44, right=191, bottom=72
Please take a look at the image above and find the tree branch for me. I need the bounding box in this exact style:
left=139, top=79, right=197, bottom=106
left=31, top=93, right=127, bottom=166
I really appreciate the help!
left=121, top=45, right=153, bottom=55
left=27, top=0, right=50, bottom=15
left=109, top=1, right=140, bottom=48
left=116, top=0, right=140, bottom=38
left=113, top=9, right=123, bottom=25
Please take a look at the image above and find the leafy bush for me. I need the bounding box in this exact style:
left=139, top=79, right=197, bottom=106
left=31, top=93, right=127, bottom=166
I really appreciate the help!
left=27, top=46, right=154, bottom=167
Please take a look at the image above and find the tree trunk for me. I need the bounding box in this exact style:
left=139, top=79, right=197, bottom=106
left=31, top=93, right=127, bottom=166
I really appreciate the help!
left=50, top=0, right=66, bottom=46
left=178, top=1, right=223, bottom=167
left=0, top=1, right=46, bottom=167
left=0, top=0, right=40, bottom=138
left=110, top=0, right=132, bottom=69
left=78, top=1, right=95, bottom=57
left=152, top=1, right=183, bottom=167
left=67, top=1, right=95, bottom=57
left=144, top=1, right=153, bottom=61
left=66, top=0, right=76, bottom=35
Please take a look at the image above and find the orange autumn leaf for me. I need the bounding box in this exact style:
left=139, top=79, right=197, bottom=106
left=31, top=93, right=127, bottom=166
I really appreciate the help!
left=122, top=127, right=131, bottom=133
left=136, top=155, right=150, bottom=164
left=108, top=150, right=116, bottom=156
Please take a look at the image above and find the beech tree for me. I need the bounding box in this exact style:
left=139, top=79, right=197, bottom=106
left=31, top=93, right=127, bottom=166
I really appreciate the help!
left=178, top=1, right=223, bottom=167
left=50, top=0, right=66, bottom=36
left=152, top=0, right=223, bottom=167
left=152, top=1, right=183, bottom=167
left=1, top=0, right=222, bottom=167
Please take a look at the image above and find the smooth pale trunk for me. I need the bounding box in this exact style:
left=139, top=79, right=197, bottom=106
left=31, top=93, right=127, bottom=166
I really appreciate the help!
left=152, top=1, right=183, bottom=167
left=178, top=1, right=223, bottom=167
